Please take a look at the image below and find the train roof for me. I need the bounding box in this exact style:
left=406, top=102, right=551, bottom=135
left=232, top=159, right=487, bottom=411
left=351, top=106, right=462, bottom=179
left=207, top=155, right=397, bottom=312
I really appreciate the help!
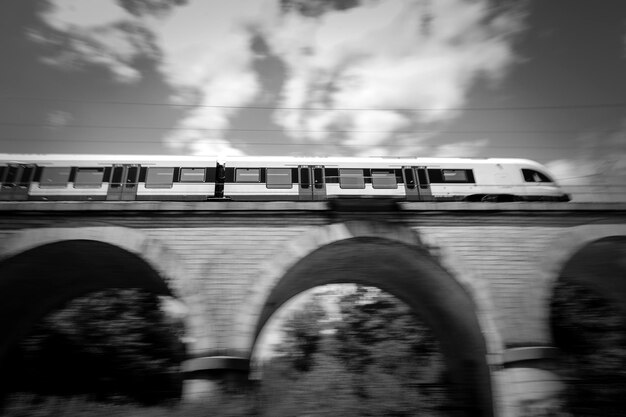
left=0, top=154, right=546, bottom=168
left=0, top=154, right=218, bottom=164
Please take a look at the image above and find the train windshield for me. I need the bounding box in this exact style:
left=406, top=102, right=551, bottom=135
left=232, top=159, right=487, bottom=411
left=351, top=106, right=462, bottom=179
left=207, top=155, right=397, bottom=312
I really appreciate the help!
left=522, top=169, right=553, bottom=183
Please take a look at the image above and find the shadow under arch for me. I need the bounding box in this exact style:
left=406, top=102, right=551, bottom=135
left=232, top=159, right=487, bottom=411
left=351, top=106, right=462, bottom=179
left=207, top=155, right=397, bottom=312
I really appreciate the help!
left=549, top=236, right=626, bottom=414
left=253, top=236, right=493, bottom=417
left=554, top=236, right=626, bottom=312
left=0, top=239, right=174, bottom=392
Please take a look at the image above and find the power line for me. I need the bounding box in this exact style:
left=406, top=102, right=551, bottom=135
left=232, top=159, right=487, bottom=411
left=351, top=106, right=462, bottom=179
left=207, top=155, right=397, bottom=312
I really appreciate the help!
left=4, top=95, right=626, bottom=112
left=2, top=136, right=622, bottom=150
left=0, top=121, right=622, bottom=137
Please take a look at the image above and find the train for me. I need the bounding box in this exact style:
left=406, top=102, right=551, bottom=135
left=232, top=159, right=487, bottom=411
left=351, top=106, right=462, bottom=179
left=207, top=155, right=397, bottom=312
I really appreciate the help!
left=0, top=154, right=570, bottom=202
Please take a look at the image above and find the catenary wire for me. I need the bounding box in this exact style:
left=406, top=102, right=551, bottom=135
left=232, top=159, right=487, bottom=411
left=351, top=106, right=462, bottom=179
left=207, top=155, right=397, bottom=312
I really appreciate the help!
left=4, top=95, right=626, bottom=112
left=0, top=121, right=622, bottom=136
left=2, top=136, right=624, bottom=150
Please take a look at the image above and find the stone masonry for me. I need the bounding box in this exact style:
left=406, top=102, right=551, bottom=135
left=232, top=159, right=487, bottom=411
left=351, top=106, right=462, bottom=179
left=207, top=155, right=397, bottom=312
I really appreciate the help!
left=0, top=201, right=624, bottom=417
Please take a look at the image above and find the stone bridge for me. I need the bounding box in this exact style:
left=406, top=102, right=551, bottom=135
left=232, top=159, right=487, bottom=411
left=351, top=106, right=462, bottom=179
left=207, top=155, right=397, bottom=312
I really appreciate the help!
left=0, top=201, right=624, bottom=417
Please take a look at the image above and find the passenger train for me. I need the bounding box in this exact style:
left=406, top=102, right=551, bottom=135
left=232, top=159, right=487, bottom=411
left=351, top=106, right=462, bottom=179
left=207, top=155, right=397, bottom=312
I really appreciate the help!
left=0, top=154, right=570, bottom=202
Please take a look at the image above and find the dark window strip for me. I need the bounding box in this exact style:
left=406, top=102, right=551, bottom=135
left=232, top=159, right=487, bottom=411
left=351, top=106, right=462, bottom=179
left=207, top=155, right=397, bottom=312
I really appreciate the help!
left=225, top=168, right=235, bottom=182
left=206, top=167, right=216, bottom=182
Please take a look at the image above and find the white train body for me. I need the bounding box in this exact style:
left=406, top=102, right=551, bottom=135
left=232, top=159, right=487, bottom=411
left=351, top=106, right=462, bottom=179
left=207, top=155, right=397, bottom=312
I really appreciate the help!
left=0, top=154, right=569, bottom=202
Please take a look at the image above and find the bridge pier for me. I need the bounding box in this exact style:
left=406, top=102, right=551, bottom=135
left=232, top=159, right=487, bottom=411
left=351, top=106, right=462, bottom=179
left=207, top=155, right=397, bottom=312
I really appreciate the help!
left=182, top=356, right=250, bottom=400
left=497, top=347, right=564, bottom=417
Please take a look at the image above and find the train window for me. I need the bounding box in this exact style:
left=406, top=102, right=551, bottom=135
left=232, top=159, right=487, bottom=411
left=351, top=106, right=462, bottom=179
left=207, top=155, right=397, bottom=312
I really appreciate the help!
left=522, top=169, right=552, bottom=183
left=111, top=167, right=124, bottom=184
left=208, top=167, right=218, bottom=182
left=417, top=168, right=429, bottom=188
left=74, top=168, right=104, bottom=188
left=39, top=167, right=70, bottom=187
left=324, top=168, right=339, bottom=183
left=126, top=167, right=138, bottom=183
left=300, top=168, right=310, bottom=188
left=180, top=168, right=206, bottom=182
left=428, top=169, right=474, bottom=183
left=403, top=168, right=416, bottom=188
left=266, top=168, right=292, bottom=189
left=224, top=168, right=235, bottom=182
left=427, top=169, right=442, bottom=183
left=236, top=168, right=260, bottom=183
left=313, top=168, right=324, bottom=189
left=371, top=170, right=397, bottom=189
left=5, top=166, right=19, bottom=184
left=339, top=169, right=365, bottom=189
left=145, top=167, right=174, bottom=188
left=442, top=169, right=468, bottom=182
left=18, top=166, right=35, bottom=185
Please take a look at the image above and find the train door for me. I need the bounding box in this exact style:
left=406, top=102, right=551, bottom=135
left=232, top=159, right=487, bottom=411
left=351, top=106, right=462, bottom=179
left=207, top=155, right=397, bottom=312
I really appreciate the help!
left=298, top=165, right=326, bottom=200
left=0, top=164, right=35, bottom=201
left=106, top=164, right=139, bottom=200
left=416, top=166, right=432, bottom=201
left=402, top=166, right=432, bottom=201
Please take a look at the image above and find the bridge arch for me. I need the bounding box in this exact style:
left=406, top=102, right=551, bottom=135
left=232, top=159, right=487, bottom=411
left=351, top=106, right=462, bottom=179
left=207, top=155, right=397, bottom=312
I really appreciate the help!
left=0, top=227, right=212, bottom=359
left=237, top=220, right=500, bottom=417
left=539, top=223, right=626, bottom=335
left=503, top=224, right=626, bottom=416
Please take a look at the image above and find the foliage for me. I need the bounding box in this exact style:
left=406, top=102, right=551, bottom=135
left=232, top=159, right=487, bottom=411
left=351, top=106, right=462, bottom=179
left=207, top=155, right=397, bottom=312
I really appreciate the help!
left=273, top=297, right=328, bottom=372
left=6, top=289, right=185, bottom=405
left=259, top=285, right=450, bottom=416
left=551, top=280, right=626, bottom=414
left=2, top=393, right=254, bottom=417
left=6, top=285, right=453, bottom=415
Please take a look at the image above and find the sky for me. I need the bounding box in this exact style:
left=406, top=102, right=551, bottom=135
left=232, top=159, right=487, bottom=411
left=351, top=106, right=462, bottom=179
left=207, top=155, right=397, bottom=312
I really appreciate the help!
left=1, top=0, right=625, bottom=201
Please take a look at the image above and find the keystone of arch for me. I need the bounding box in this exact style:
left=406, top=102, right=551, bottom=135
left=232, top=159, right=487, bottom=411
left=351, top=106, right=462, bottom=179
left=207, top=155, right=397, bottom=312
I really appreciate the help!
left=0, top=226, right=212, bottom=355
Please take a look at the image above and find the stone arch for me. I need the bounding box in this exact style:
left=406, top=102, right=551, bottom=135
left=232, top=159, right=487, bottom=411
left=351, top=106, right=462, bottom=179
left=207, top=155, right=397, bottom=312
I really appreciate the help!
left=539, top=223, right=626, bottom=337
left=0, top=227, right=212, bottom=358
left=236, top=220, right=500, bottom=417
left=543, top=223, right=626, bottom=343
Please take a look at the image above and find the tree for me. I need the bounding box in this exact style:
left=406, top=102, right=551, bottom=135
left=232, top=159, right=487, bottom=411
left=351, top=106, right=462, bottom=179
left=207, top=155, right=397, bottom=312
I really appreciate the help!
left=8, top=289, right=185, bottom=405
left=551, top=280, right=626, bottom=415
left=332, top=286, right=449, bottom=415
left=259, top=285, right=451, bottom=416
left=274, top=296, right=328, bottom=372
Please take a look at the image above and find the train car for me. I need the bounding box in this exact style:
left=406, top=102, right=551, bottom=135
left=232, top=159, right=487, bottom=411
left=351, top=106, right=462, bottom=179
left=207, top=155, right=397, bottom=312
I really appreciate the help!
left=0, top=154, right=219, bottom=201
left=0, top=154, right=570, bottom=202
left=222, top=156, right=569, bottom=202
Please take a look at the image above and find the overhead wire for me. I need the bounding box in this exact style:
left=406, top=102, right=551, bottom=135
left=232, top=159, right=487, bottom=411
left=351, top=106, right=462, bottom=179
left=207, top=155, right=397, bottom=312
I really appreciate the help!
left=0, top=121, right=621, bottom=136
left=2, top=136, right=624, bottom=150
left=4, top=95, right=626, bottom=112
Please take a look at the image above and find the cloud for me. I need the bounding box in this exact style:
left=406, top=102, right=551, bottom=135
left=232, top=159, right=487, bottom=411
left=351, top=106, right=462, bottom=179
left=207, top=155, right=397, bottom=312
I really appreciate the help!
left=34, top=0, right=526, bottom=156
left=34, top=0, right=278, bottom=155
left=546, top=121, right=626, bottom=202
left=264, top=0, right=527, bottom=154
left=32, top=0, right=151, bottom=83
left=45, top=110, right=75, bottom=129
left=431, top=138, right=490, bottom=158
